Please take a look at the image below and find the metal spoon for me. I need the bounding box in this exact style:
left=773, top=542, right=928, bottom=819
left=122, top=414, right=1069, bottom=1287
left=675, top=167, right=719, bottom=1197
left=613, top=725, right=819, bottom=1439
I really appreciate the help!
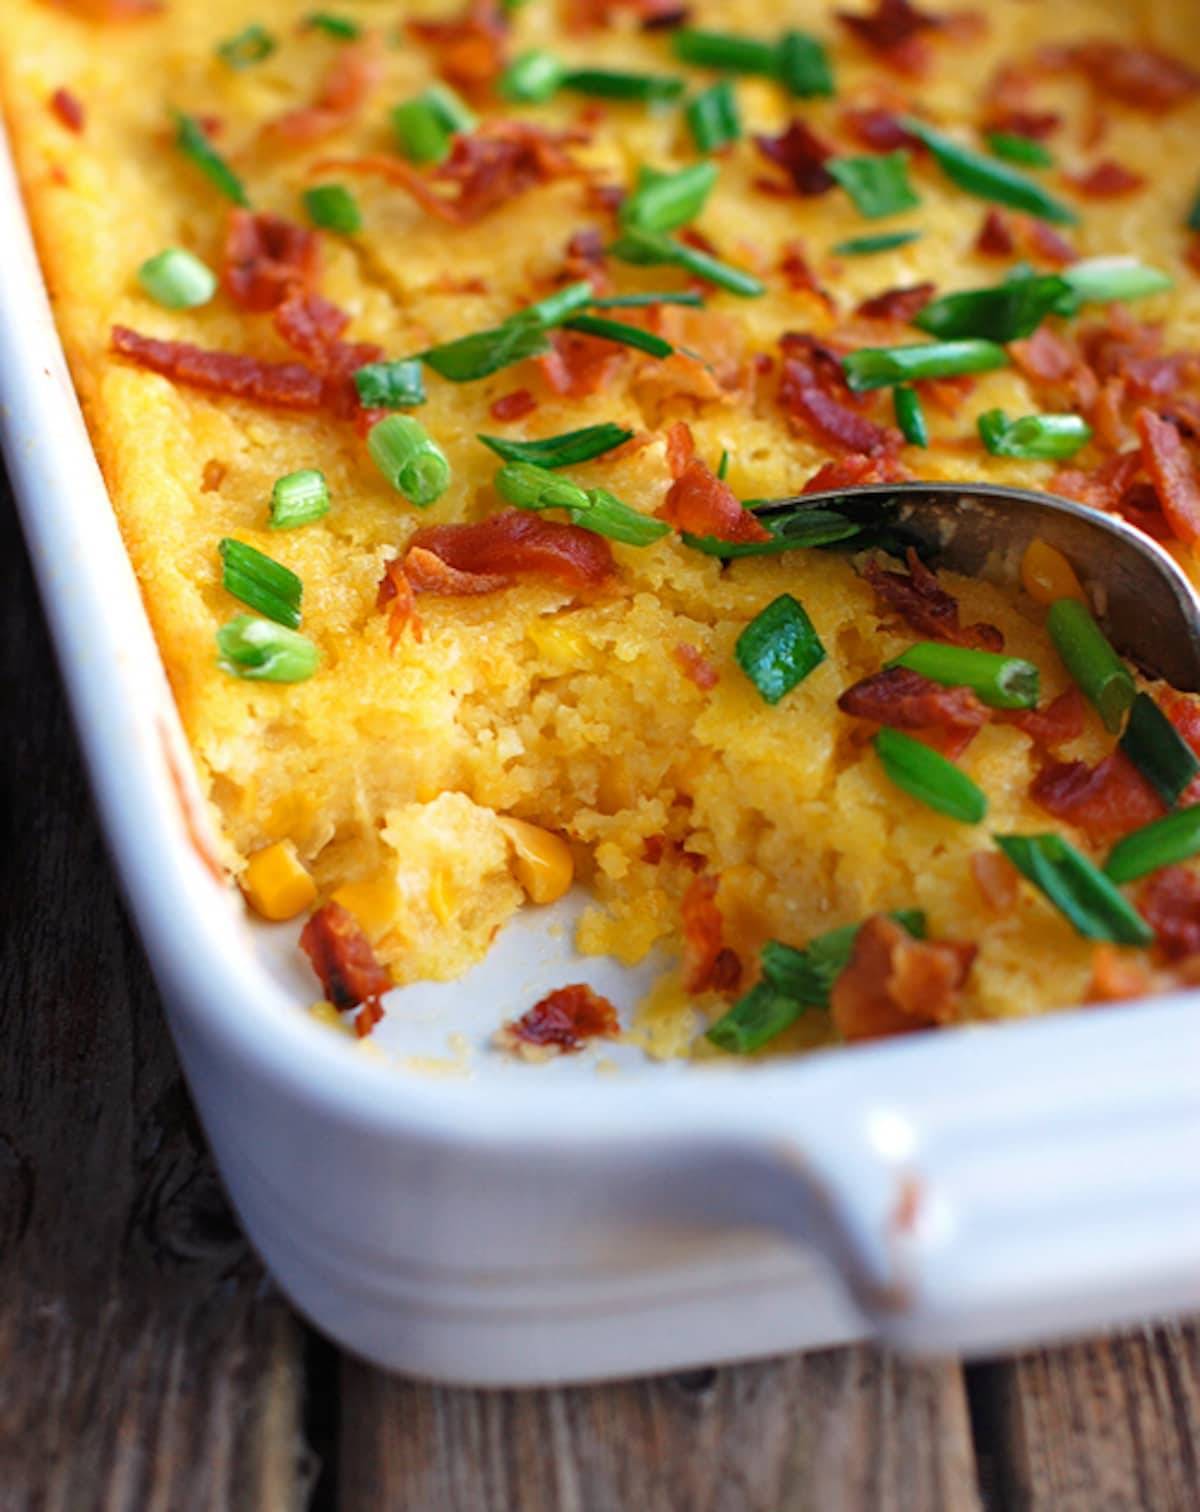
left=754, top=481, right=1200, bottom=691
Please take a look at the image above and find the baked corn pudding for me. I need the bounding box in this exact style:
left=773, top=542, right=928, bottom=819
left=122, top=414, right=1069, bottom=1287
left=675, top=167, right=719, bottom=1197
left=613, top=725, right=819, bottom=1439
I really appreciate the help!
left=7, top=0, right=1200, bottom=1058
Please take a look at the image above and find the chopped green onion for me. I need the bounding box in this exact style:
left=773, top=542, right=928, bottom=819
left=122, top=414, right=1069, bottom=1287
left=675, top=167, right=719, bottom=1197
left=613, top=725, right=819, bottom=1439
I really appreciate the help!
left=577, top=487, right=672, bottom=546
left=353, top=358, right=426, bottom=409
left=1105, top=806, right=1200, bottom=884
left=986, top=131, right=1053, bottom=168
left=494, top=462, right=670, bottom=546
left=219, top=538, right=302, bottom=628
left=828, top=152, right=920, bottom=220
left=367, top=415, right=451, bottom=506
left=1046, top=598, right=1135, bottom=734
left=590, top=290, right=705, bottom=309
left=270, top=469, right=330, bottom=530
left=1059, top=256, right=1173, bottom=306
left=777, top=30, right=834, bottom=98
left=686, top=79, right=742, bottom=154
left=913, top=273, right=1071, bottom=342
left=620, top=162, right=718, bottom=234
left=899, top=116, right=1078, bottom=225
left=978, top=408, right=1092, bottom=460
left=217, top=23, right=276, bottom=69
left=682, top=507, right=863, bottom=559
left=735, top=594, right=826, bottom=705
left=136, top=248, right=217, bottom=310
left=717, top=448, right=730, bottom=480
left=610, top=226, right=765, bottom=298
left=478, top=423, right=633, bottom=468
left=302, top=183, right=362, bottom=234
left=217, top=615, right=319, bottom=684
left=499, top=49, right=567, bottom=104
left=995, top=834, right=1153, bottom=945
left=875, top=727, right=987, bottom=823
left=560, top=68, right=685, bottom=105
left=842, top=339, right=1009, bottom=392
left=833, top=230, right=922, bottom=256
left=303, top=12, right=361, bottom=39
left=174, top=112, right=249, bottom=207
left=561, top=314, right=673, bottom=358
left=523, top=279, right=594, bottom=327
left=1118, top=692, right=1200, bottom=808
left=419, top=316, right=550, bottom=382
left=673, top=28, right=779, bottom=75
left=705, top=983, right=803, bottom=1053
left=889, top=642, right=1040, bottom=710
left=391, top=85, right=475, bottom=165
left=893, top=385, right=928, bottom=448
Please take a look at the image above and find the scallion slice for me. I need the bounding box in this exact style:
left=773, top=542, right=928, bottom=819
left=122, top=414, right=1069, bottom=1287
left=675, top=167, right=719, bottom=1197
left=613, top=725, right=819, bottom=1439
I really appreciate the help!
left=219, top=539, right=303, bottom=628
left=735, top=594, right=826, bottom=705
left=893, top=385, right=928, bottom=448
left=353, top=358, right=427, bottom=409
left=978, top=409, right=1092, bottom=460
left=681, top=507, right=862, bottom=559
left=1059, top=256, right=1173, bottom=305
left=494, top=462, right=670, bottom=545
left=619, top=161, right=718, bottom=235
left=420, top=316, right=550, bottom=382
left=986, top=131, right=1053, bottom=168
left=217, top=23, right=276, bottom=69
left=478, top=423, right=633, bottom=467
left=217, top=615, right=319, bottom=683
left=590, top=290, right=704, bottom=309
left=1118, top=692, right=1200, bottom=808
left=174, top=112, right=249, bottom=207
left=673, top=28, right=778, bottom=75
left=580, top=486, right=673, bottom=545
left=561, top=314, right=673, bottom=358
left=610, top=226, right=765, bottom=298
left=828, top=152, right=919, bottom=220
left=875, top=727, right=987, bottom=823
left=833, top=230, right=922, bottom=256
left=303, top=12, right=361, bottom=39
left=995, top=834, right=1153, bottom=945
left=523, top=279, right=595, bottom=327
left=1046, top=598, right=1135, bottom=733
left=499, top=49, right=567, bottom=104
left=392, top=85, right=475, bottom=165
left=717, top=449, right=730, bottom=480
left=842, top=339, right=1009, bottom=392
left=705, top=983, right=804, bottom=1054
left=1105, top=806, right=1200, bottom=884
left=270, top=469, right=330, bottom=530
left=367, top=415, right=451, bottom=506
left=302, top=183, right=362, bottom=234
left=686, top=79, right=742, bottom=154
left=913, top=272, right=1071, bottom=342
left=900, top=116, right=1078, bottom=225
left=777, top=30, right=834, bottom=98
left=136, top=248, right=217, bottom=310
left=889, top=642, right=1040, bottom=709
left=560, top=68, right=685, bottom=104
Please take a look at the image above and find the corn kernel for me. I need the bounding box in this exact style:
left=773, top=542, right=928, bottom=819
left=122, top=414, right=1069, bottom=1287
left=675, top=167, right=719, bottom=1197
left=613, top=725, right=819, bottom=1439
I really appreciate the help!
left=332, top=876, right=400, bottom=937
left=428, top=867, right=454, bottom=924
left=527, top=619, right=587, bottom=667
left=1021, top=538, right=1086, bottom=606
left=500, top=818, right=574, bottom=904
left=241, top=840, right=318, bottom=921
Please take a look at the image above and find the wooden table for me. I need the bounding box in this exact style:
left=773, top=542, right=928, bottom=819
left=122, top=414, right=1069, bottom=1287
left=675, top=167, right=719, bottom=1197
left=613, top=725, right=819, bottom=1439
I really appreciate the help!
left=2, top=464, right=1199, bottom=1512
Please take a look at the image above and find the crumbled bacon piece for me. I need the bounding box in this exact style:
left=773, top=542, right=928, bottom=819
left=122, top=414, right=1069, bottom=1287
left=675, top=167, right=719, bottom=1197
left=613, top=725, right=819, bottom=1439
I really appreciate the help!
left=976, top=208, right=1016, bottom=257
left=49, top=87, right=85, bottom=133
left=865, top=548, right=1004, bottom=650
left=657, top=459, right=772, bottom=543
left=111, top=326, right=325, bottom=409
left=262, top=37, right=382, bottom=147
left=376, top=558, right=424, bottom=646
left=539, top=328, right=625, bottom=398
left=680, top=875, right=741, bottom=995
left=403, top=546, right=509, bottom=597
left=779, top=240, right=833, bottom=307
left=409, top=0, right=507, bottom=95
left=855, top=282, right=936, bottom=323
left=778, top=333, right=901, bottom=456
left=1064, top=160, right=1146, bottom=198
left=1139, top=867, right=1200, bottom=961
left=970, top=852, right=1019, bottom=915
left=406, top=510, right=616, bottom=593
left=839, top=106, right=918, bottom=152
left=1052, top=450, right=1144, bottom=515
left=753, top=121, right=835, bottom=197
left=976, top=210, right=1077, bottom=266
left=1136, top=409, right=1200, bottom=546
left=1002, top=686, right=1086, bottom=752
left=223, top=211, right=320, bottom=313
left=490, top=389, right=537, bottom=422
left=831, top=914, right=975, bottom=1042
left=664, top=420, right=695, bottom=479
left=672, top=643, right=719, bottom=690
left=496, top=984, right=619, bottom=1055
left=837, top=0, right=983, bottom=75
left=1031, top=751, right=1163, bottom=841
left=838, top=666, right=989, bottom=753
left=1047, top=42, right=1200, bottom=114
left=562, top=227, right=611, bottom=293
left=801, top=453, right=911, bottom=492
left=990, top=108, right=1061, bottom=141
left=272, top=291, right=382, bottom=418
left=299, top=901, right=392, bottom=1012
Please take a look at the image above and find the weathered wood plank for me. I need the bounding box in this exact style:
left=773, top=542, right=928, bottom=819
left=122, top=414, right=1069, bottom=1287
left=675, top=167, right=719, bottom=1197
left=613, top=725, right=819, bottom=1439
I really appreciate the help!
left=339, top=1348, right=981, bottom=1512
left=0, top=478, right=313, bottom=1511
left=967, top=1324, right=1200, bottom=1512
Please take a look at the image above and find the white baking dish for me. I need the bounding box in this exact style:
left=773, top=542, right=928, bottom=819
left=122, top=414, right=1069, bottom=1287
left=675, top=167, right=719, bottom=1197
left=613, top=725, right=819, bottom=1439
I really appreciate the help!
left=4, top=120, right=1200, bottom=1388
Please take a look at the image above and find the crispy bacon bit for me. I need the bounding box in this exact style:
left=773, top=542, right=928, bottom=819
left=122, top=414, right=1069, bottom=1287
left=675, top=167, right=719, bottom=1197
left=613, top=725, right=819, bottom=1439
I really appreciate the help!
left=562, top=227, right=611, bottom=293
left=354, top=998, right=385, bottom=1037
left=376, top=558, right=424, bottom=646
left=408, top=0, right=507, bottom=97
left=976, top=209, right=1077, bottom=266
left=831, top=913, right=974, bottom=1041
left=406, top=510, right=615, bottom=594
left=49, top=87, right=85, bottom=133
left=539, top=328, right=625, bottom=398
left=403, top=546, right=509, bottom=597
left=490, top=389, right=537, bottom=422
left=1052, top=449, right=1143, bottom=515
left=865, top=548, right=1004, bottom=651
left=990, top=108, right=1062, bottom=142
left=672, top=643, right=719, bottom=690
left=1003, top=686, right=1086, bottom=752
left=1139, top=867, right=1200, bottom=961
left=223, top=210, right=320, bottom=313
left=1031, top=751, right=1163, bottom=841
left=839, top=106, right=918, bottom=152
left=1064, top=160, right=1146, bottom=198
left=778, top=332, right=902, bottom=456
left=657, top=458, right=771, bottom=543
left=273, top=291, right=382, bottom=418
left=970, top=851, right=1019, bottom=914
left=263, top=37, right=382, bottom=148
left=1088, top=943, right=1153, bottom=1003
left=753, top=121, right=835, bottom=196
left=1048, top=42, right=1200, bottom=114
left=299, top=901, right=392, bottom=1012
left=1136, top=409, right=1200, bottom=546
left=680, top=875, right=741, bottom=995
left=801, top=453, right=911, bottom=493
left=856, top=282, right=936, bottom=324
left=664, top=420, right=695, bottom=479
left=837, top=0, right=983, bottom=75
left=201, top=459, right=227, bottom=492
left=496, top=983, right=619, bottom=1055
left=779, top=240, right=833, bottom=307
left=976, top=208, right=1016, bottom=257
left=1010, top=325, right=1098, bottom=415
left=111, top=326, right=325, bottom=410
left=838, top=667, right=989, bottom=752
